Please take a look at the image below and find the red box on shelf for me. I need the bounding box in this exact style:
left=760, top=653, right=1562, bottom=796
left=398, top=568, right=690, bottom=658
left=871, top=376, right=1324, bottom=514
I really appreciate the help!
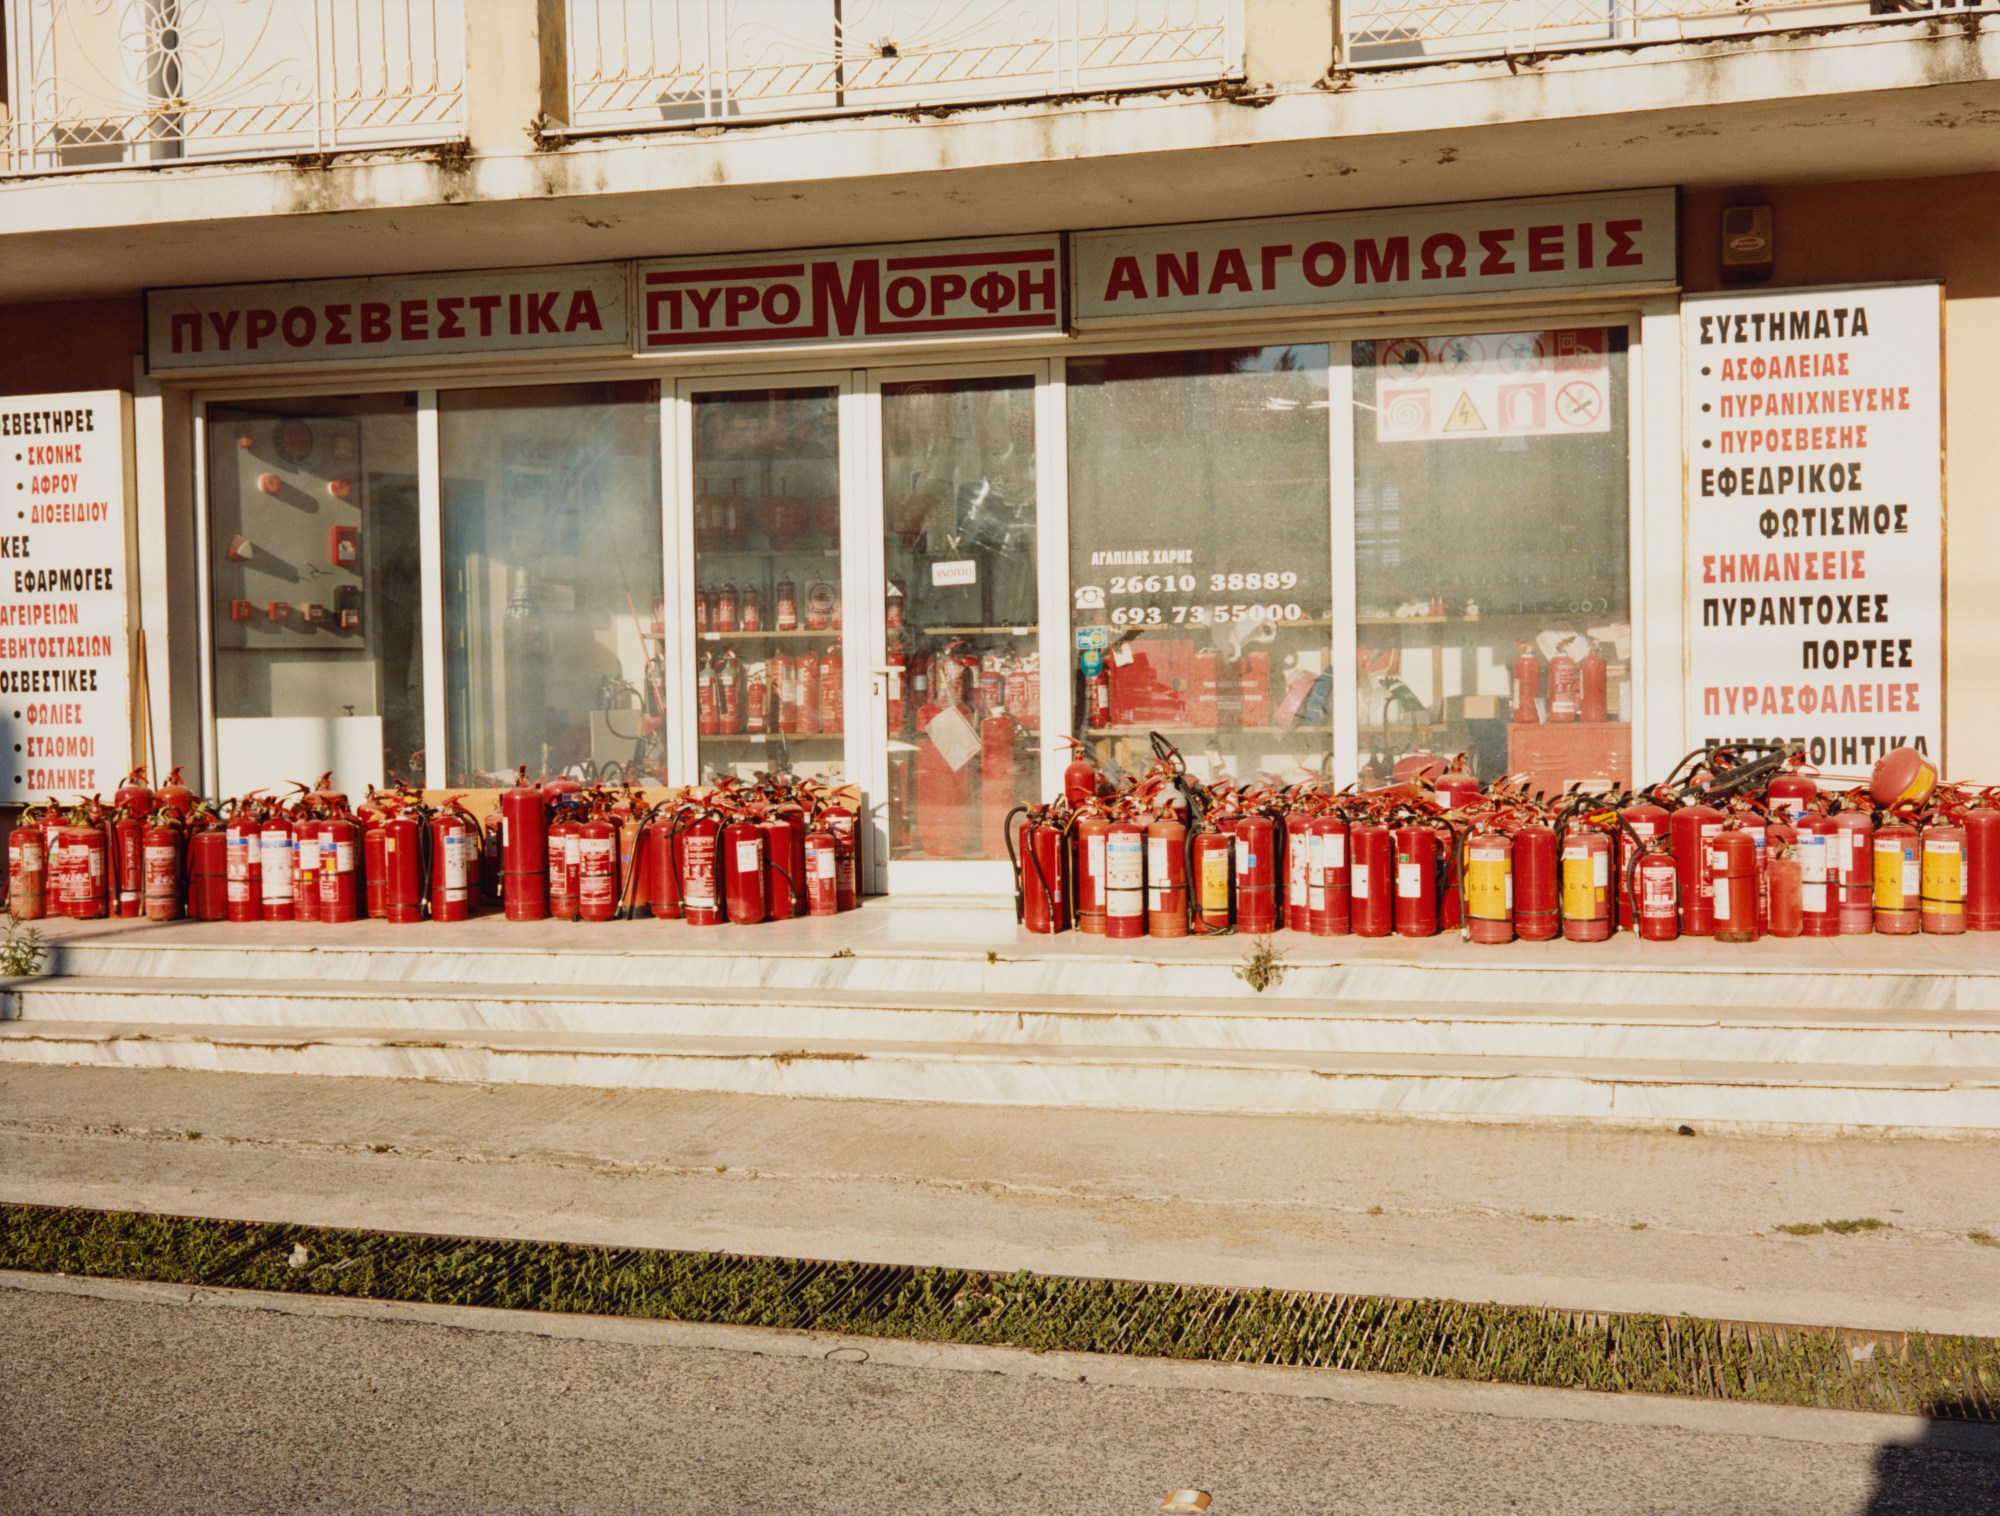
left=1108, top=638, right=1193, bottom=727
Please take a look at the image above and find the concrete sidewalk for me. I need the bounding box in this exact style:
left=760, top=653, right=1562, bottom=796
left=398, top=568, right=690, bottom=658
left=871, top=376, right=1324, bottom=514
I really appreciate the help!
left=3, top=1063, right=1998, bottom=1336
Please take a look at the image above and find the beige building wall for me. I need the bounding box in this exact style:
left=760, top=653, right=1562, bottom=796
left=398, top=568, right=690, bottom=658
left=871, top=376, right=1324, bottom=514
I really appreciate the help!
left=1684, top=175, right=2000, bottom=774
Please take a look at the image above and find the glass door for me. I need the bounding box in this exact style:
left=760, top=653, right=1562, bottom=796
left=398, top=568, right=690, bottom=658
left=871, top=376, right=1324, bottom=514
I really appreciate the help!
left=675, top=377, right=857, bottom=792
left=869, top=365, right=1053, bottom=896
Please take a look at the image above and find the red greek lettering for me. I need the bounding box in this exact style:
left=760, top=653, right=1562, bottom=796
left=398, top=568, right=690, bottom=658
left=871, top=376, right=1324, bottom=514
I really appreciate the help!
left=928, top=273, right=967, bottom=314
left=400, top=299, right=429, bottom=342
left=468, top=294, right=502, bottom=336
left=1156, top=252, right=1197, bottom=299
left=525, top=291, right=559, bottom=334
left=723, top=286, right=759, bottom=326
left=324, top=304, right=352, bottom=345
left=1605, top=218, right=1644, bottom=268
left=970, top=271, right=1014, bottom=313
left=1208, top=247, right=1252, bottom=295
left=436, top=298, right=464, bottom=339
left=885, top=276, right=926, bottom=319
left=1527, top=224, right=1563, bottom=273
left=761, top=285, right=800, bottom=324
left=562, top=289, right=602, bottom=334
left=1017, top=264, right=1055, bottom=312
left=1103, top=256, right=1146, bottom=302
left=1302, top=241, right=1346, bottom=287
left=208, top=310, right=241, bottom=348
left=685, top=287, right=721, bottom=327
left=168, top=313, right=202, bottom=354
left=1419, top=233, right=1466, bottom=280
left=1354, top=237, right=1409, bottom=285
left=1478, top=229, right=1515, bottom=276
left=1259, top=244, right=1292, bottom=290
left=360, top=303, right=391, bottom=343
left=244, top=308, right=278, bottom=348
left=281, top=307, right=316, bottom=347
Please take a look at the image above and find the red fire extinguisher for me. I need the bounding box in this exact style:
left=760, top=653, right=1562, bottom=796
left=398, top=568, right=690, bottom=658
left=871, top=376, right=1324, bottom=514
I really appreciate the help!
left=381, top=812, right=424, bottom=924
left=317, top=817, right=360, bottom=924
left=187, top=824, right=228, bottom=921
left=616, top=811, right=649, bottom=920
left=1392, top=822, right=1439, bottom=939
left=546, top=815, right=580, bottom=921
left=1560, top=828, right=1612, bottom=942
left=1284, top=813, right=1312, bottom=933
left=112, top=810, right=144, bottom=918
left=292, top=815, right=322, bottom=925
left=722, top=819, right=768, bottom=925
left=1073, top=813, right=1110, bottom=934
left=775, top=572, right=799, bottom=632
left=1191, top=828, right=1233, bottom=933
left=8, top=818, right=46, bottom=920
left=1873, top=821, right=1920, bottom=935
left=1349, top=822, right=1394, bottom=938
left=1711, top=828, right=1760, bottom=944
left=575, top=817, right=618, bottom=923
left=1579, top=643, right=1608, bottom=724
left=1104, top=818, right=1147, bottom=940
left=1013, top=808, right=1071, bottom=935
left=1832, top=810, right=1874, bottom=935
left=142, top=818, right=183, bottom=922
left=1922, top=820, right=1968, bottom=936
left=680, top=816, right=724, bottom=926
left=55, top=819, right=108, bottom=919
left=804, top=824, right=839, bottom=917
left=1146, top=812, right=1186, bottom=939
left=980, top=706, right=1017, bottom=859
left=773, top=650, right=798, bottom=734
left=432, top=808, right=480, bottom=923
left=1547, top=644, right=1580, bottom=724
left=1513, top=823, right=1559, bottom=942
left=1617, top=802, right=1668, bottom=929
left=225, top=809, right=262, bottom=924
left=1633, top=846, right=1679, bottom=941
left=1463, top=830, right=1513, bottom=945
left=824, top=804, right=859, bottom=910
left=155, top=767, right=197, bottom=818
left=1964, top=807, right=2000, bottom=932
left=1308, top=814, right=1349, bottom=936
left=696, top=655, right=718, bottom=737
left=646, top=813, right=684, bottom=921
left=115, top=766, right=156, bottom=820
left=259, top=811, right=296, bottom=922
left=1794, top=813, right=1839, bottom=938
left=501, top=770, right=548, bottom=922
left=820, top=647, right=845, bottom=735
left=764, top=813, right=806, bottom=921
left=363, top=811, right=390, bottom=920
left=1511, top=645, right=1541, bottom=725
left=797, top=653, right=821, bottom=735
left=716, top=652, right=742, bottom=735
left=1235, top=815, right=1279, bottom=936
left=1669, top=803, right=1724, bottom=937
left=1063, top=745, right=1099, bottom=809
left=1768, top=845, right=1804, bottom=938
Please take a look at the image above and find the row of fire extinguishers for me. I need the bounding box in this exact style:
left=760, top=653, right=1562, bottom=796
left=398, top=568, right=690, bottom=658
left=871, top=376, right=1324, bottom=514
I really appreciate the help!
left=884, top=640, right=1042, bottom=739
left=697, top=647, right=845, bottom=737
left=1005, top=736, right=2000, bottom=942
left=6, top=767, right=863, bottom=927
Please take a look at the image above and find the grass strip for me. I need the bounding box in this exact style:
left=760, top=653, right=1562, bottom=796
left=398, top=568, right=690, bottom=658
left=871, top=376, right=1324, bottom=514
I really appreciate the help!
left=3, top=1202, right=1995, bottom=1421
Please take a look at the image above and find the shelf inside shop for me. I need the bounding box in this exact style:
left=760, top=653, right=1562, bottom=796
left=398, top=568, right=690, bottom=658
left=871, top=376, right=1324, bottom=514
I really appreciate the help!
left=1355, top=612, right=1589, bottom=627
left=1084, top=724, right=1333, bottom=737
left=703, top=732, right=845, bottom=744
left=915, top=625, right=1037, bottom=637
left=695, top=546, right=841, bottom=558
left=699, top=628, right=840, bottom=641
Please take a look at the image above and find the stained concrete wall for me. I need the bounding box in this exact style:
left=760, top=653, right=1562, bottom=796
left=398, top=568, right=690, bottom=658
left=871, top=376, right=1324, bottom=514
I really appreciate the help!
left=1683, top=175, right=2000, bottom=772
left=0, top=296, right=143, bottom=396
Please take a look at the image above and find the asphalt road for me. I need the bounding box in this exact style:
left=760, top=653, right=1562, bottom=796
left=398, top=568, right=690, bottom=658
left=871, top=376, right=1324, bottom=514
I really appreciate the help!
left=4, top=1286, right=1997, bottom=1516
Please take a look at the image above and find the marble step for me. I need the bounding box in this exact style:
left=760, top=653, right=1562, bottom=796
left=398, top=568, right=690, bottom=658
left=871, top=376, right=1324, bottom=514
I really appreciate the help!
left=1, top=1019, right=1996, bottom=1130
left=29, top=929, right=2000, bottom=1013
left=6, top=976, right=1997, bottom=1069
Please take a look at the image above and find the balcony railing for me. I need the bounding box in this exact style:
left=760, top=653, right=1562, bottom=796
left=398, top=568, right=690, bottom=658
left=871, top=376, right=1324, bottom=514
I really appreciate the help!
left=562, top=0, right=1244, bottom=132
left=1340, top=0, right=1994, bottom=66
left=3, top=0, right=465, bottom=175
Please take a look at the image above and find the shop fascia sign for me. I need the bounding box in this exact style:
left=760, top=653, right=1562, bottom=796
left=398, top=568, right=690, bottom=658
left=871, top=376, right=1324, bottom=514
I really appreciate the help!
left=633, top=236, right=1065, bottom=355
left=147, top=264, right=631, bottom=374
left=1070, top=190, right=1678, bottom=326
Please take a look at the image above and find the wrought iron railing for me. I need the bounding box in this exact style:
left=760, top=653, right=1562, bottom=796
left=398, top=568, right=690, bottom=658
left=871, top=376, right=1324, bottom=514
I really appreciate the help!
left=1340, top=0, right=1994, bottom=66
left=562, top=0, right=1244, bottom=132
left=3, top=0, right=465, bottom=175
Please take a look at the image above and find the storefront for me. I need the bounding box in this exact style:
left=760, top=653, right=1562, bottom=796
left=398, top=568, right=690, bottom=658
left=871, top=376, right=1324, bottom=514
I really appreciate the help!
left=17, top=183, right=1940, bottom=898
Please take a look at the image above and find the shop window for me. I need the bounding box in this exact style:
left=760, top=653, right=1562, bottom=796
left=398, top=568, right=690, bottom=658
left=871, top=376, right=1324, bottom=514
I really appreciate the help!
left=440, top=382, right=664, bottom=786
left=882, top=376, right=1039, bottom=861
left=206, top=395, right=426, bottom=797
left=1066, top=346, right=1334, bottom=784
left=1352, top=328, right=1631, bottom=792
left=686, top=387, right=843, bottom=784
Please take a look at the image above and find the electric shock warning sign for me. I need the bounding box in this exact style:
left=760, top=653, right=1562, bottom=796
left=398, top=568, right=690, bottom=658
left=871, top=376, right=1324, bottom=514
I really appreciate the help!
left=1374, top=330, right=1611, bottom=442
left=1683, top=284, right=1943, bottom=772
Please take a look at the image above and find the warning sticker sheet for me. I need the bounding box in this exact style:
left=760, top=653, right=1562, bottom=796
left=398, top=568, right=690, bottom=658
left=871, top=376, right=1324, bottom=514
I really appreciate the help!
left=1374, top=329, right=1611, bottom=443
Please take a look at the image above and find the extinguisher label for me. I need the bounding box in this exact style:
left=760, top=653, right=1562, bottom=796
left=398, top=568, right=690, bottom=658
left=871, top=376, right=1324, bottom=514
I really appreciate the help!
left=1106, top=836, right=1143, bottom=891
left=1904, top=854, right=1920, bottom=898
left=1351, top=862, right=1370, bottom=899
left=11, top=846, right=38, bottom=872
left=813, top=848, right=836, bottom=879
left=1396, top=863, right=1421, bottom=899
left=298, top=838, right=320, bottom=872
left=1086, top=835, right=1105, bottom=879
left=1803, top=881, right=1828, bottom=913
left=1713, top=876, right=1730, bottom=919
left=336, top=842, right=355, bottom=872
left=443, top=835, right=471, bottom=895
left=1198, top=851, right=1229, bottom=909
left=1922, top=844, right=1963, bottom=907
left=1593, top=850, right=1608, bottom=887
left=735, top=840, right=762, bottom=874
left=1147, top=837, right=1170, bottom=879
left=1465, top=858, right=1508, bottom=921
left=1237, top=850, right=1257, bottom=877
left=1642, top=869, right=1677, bottom=911
left=565, top=835, right=581, bottom=866
left=684, top=836, right=718, bottom=909
left=1800, top=836, right=1827, bottom=884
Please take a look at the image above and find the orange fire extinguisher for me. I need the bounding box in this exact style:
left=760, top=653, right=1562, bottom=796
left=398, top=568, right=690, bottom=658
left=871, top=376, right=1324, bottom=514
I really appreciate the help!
left=1104, top=818, right=1147, bottom=940
left=1073, top=812, right=1110, bottom=934
left=1146, top=812, right=1187, bottom=939
left=8, top=817, right=46, bottom=920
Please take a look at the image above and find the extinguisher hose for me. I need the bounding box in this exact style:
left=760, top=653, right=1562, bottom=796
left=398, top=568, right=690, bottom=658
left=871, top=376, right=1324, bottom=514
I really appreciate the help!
left=1151, top=733, right=1229, bottom=935
left=1003, top=804, right=1028, bottom=925
left=416, top=811, right=435, bottom=920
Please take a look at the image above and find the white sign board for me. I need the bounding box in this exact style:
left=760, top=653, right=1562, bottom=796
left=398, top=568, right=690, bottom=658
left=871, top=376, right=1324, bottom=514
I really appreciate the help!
left=1684, top=284, right=1942, bottom=771
left=1072, top=190, right=1676, bottom=326
left=1375, top=328, right=1613, bottom=442
left=148, top=264, right=630, bottom=373
left=0, top=392, right=132, bottom=802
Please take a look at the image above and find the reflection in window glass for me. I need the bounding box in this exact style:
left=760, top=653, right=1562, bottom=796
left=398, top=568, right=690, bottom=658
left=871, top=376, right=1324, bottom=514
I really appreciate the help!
left=882, top=377, right=1038, bottom=861
left=207, top=395, right=426, bottom=797
left=440, top=382, right=663, bottom=786
left=1353, top=328, right=1631, bottom=792
left=1067, top=347, right=1333, bottom=784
